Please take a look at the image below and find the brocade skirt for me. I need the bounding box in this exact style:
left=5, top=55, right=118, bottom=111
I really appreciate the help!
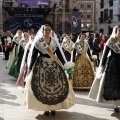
left=24, top=56, right=76, bottom=111
left=73, top=55, right=94, bottom=89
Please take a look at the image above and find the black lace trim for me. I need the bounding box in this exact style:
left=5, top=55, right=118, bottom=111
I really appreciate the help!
left=31, top=56, right=69, bottom=105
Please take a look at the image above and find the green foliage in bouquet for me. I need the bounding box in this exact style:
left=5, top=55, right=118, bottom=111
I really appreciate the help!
left=66, top=69, right=74, bottom=74
left=66, top=65, right=76, bottom=75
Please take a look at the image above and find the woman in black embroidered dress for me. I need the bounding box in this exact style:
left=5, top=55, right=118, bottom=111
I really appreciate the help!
left=89, top=25, right=120, bottom=113
left=24, top=25, right=75, bottom=116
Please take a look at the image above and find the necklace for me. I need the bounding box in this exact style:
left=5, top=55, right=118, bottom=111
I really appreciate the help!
left=44, top=37, right=51, bottom=44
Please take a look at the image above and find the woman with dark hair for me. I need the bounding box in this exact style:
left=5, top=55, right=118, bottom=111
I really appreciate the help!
left=24, top=24, right=75, bottom=116
left=72, top=33, right=94, bottom=89
left=7, top=30, right=23, bottom=69
left=92, top=33, right=101, bottom=66
left=89, top=25, right=120, bottom=113
left=1, top=32, right=7, bottom=60
left=99, top=35, right=108, bottom=53
left=86, top=32, right=93, bottom=50
left=4, top=31, right=13, bottom=60
left=61, top=34, right=74, bottom=61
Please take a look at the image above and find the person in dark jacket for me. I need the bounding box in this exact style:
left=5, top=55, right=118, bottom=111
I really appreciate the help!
left=70, top=33, right=77, bottom=43
left=92, top=33, right=100, bottom=66
left=86, top=32, right=93, bottom=50
left=4, top=31, right=13, bottom=60
left=1, top=32, right=7, bottom=60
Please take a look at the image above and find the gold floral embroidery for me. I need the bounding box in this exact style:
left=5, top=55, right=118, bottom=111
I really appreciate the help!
left=111, top=37, right=117, bottom=44
left=39, top=37, right=44, bottom=42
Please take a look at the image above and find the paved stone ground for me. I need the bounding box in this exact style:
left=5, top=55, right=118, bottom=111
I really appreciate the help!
left=0, top=53, right=120, bottom=120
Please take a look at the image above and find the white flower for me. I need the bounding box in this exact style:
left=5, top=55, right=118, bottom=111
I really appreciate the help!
left=92, top=55, right=97, bottom=60
left=64, top=61, right=75, bottom=70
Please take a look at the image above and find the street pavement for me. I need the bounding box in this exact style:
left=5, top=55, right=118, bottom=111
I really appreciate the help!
left=0, top=53, right=120, bottom=120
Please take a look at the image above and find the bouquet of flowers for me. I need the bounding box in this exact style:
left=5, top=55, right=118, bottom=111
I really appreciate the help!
left=64, top=62, right=76, bottom=87
left=92, top=55, right=97, bottom=61
left=64, top=61, right=75, bottom=77
left=92, top=55, right=97, bottom=71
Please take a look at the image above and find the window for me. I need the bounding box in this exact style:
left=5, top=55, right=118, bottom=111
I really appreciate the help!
left=81, top=24, right=84, bottom=27
left=118, top=9, right=120, bottom=21
left=87, top=15, right=91, bottom=18
left=100, top=29, right=104, bottom=33
left=118, top=16, right=120, bottom=22
left=109, top=9, right=113, bottom=19
left=99, top=11, right=103, bottom=23
left=80, top=4, right=84, bottom=8
left=100, top=0, right=104, bottom=8
left=86, top=24, right=90, bottom=27
left=87, top=5, right=91, bottom=8
left=109, top=0, right=113, bottom=7
left=81, top=14, right=84, bottom=18
left=100, top=11, right=103, bottom=18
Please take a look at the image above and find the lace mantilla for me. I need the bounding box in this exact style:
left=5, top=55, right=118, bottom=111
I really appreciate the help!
left=13, top=37, right=22, bottom=44
left=107, top=37, right=120, bottom=53
left=20, top=40, right=27, bottom=49
left=75, top=41, right=89, bottom=54
left=35, top=38, right=58, bottom=54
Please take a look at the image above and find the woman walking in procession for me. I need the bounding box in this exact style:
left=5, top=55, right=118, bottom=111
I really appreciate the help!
left=72, top=33, right=94, bottom=89
left=16, top=34, right=35, bottom=88
left=9, top=32, right=29, bottom=78
left=24, top=24, right=76, bottom=116
left=7, top=30, right=23, bottom=69
left=89, top=25, right=120, bottom=112
left=61, top=34, right=74, bottom=61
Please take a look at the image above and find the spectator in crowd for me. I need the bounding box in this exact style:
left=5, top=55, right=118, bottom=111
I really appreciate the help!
left=1, top=32, right=7, bottom=60
left=70, top=33, right=77, bottom=43
left=86, top=32, right=93, bottom=50
left=0, top=35, right=2, bottom=53
left=99, top=32, right=103, bottom=42
left=92, top=33, right=100, bottom=66
left=99, top=35, right=108, bottom=53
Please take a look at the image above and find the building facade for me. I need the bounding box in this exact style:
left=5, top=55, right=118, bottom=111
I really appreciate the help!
left=2, top=0, right=74, bottom=34
left=97, top=0, right=120, bottom=34
left=47, top=0, right=73, bottom=34
left=73, top=0, right=95, bottom=33
left=1, top=0, right=96, bottom=34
